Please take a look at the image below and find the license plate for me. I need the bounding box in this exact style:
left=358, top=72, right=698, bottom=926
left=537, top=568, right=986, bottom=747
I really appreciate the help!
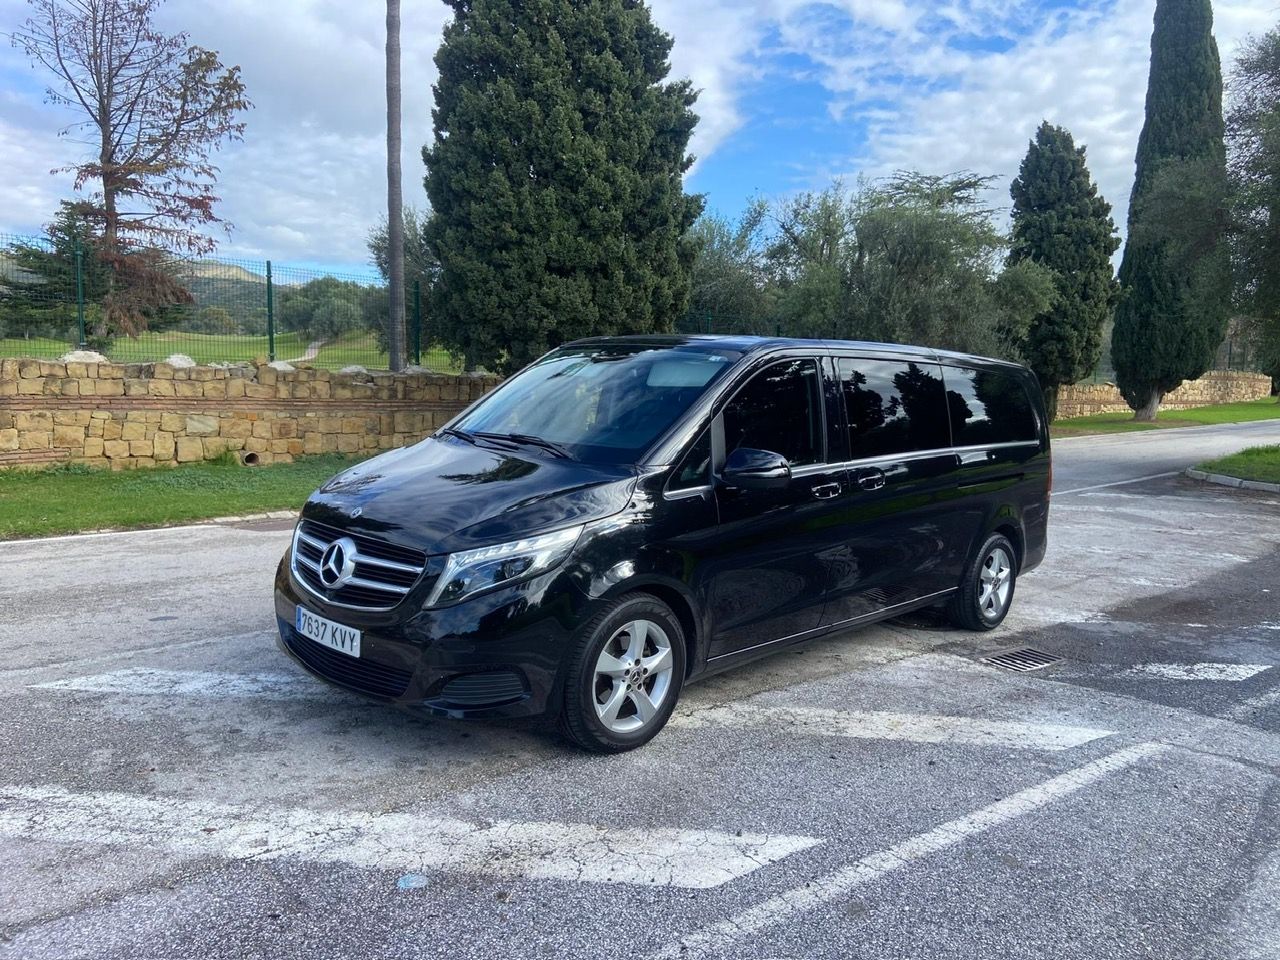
left=294, top=605, right=361, bottom=658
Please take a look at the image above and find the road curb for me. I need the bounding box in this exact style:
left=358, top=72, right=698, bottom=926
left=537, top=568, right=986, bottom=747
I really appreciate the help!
left=1184, top=468, right=1280, bottom=494
left=5, top=510, right=299, bottom=545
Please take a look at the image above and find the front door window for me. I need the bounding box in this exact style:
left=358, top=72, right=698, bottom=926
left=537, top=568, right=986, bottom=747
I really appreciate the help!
left=722, top=359, right=824, bottom=466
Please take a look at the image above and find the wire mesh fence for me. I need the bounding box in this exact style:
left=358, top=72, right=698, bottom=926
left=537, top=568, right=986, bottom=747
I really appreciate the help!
left=2, top=230, right=1266, bottom=381
left=0, top=232, right=458, bottom=371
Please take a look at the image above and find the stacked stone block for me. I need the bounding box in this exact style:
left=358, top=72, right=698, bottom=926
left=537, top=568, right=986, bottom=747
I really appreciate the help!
left=0, top=358, right=501, bottom=470
left=1054, top=370, right=1272, bottom=419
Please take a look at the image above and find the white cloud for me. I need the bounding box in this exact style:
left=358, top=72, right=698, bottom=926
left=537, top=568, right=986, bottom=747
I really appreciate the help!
left=750, top=0, right=1275, bottom=232
left=0, top=0, right=1275, bottom=266
left=0, top=0, right=448, bottom=267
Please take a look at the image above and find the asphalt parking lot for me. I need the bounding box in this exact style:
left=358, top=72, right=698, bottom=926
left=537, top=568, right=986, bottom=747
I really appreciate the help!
left=3, top=422, right=1280, bottom=960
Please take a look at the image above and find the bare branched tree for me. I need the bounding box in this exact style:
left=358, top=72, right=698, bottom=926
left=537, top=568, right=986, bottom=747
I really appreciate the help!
left=14, top=0, right=250, bottom=333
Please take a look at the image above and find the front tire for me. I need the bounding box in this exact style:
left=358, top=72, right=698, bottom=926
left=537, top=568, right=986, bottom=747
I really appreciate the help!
left=559, top=594, right=686, bottom=753
left=948, top=533, right=1018, bottom=631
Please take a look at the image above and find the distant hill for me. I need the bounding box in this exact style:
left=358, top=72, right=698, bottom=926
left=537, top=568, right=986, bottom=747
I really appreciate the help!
left=176, top=260, right=266, bottom=285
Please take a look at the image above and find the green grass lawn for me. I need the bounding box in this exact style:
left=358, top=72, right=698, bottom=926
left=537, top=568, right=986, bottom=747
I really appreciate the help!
left=0, top=330, right=462, bottom=372
left=0, top=454, right=364, bottom=540
left=1196, top=445, right=1280, bottom=485
left=1053, top=397, right=1280, bottom=436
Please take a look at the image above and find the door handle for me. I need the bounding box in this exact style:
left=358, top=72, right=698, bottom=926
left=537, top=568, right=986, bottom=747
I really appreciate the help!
left=854, top=468, right=886, bottom=492
left=811, top=482, right=842, bottom=500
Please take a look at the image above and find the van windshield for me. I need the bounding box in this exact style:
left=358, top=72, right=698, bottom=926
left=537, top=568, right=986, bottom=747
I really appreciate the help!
left=451, top=344, right=740, bottom=464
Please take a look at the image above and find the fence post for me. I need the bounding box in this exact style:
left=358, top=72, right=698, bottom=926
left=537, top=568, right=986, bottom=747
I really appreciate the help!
left=73, top=236, right=87, bottom=349
left=266, top=260, right=275, bottom=362
left=412, top=280, right=422, bottom=366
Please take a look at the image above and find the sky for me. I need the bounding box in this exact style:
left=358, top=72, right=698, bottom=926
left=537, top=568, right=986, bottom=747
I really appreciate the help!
left=0, top=0, right=1276, bottom=274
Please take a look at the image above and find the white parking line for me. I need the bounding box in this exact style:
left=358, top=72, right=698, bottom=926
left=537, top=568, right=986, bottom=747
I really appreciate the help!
left=674, top=706, right=1113, bottom=752
left=1222, top=687, right=1280, bottom=722
left=1125, top=663, right=1273, bottom=682
left=32, top=668, right=322, bottom=700
left=0, top=633, right=274, bottom=682
left=0, top=784, right=821, bottom=891
left=649, top=743, right=1167, bottom=959
left=1053, top=472, right=1181, bottom=495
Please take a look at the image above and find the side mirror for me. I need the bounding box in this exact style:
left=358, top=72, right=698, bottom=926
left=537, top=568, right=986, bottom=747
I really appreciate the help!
left=720, top=447, right=792, bottom=491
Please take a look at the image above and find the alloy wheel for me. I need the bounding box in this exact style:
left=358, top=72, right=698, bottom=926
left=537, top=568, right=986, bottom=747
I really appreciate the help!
left=592, top=619, right=675, bottom=734
left=978, top=545, right=1013, bottom=619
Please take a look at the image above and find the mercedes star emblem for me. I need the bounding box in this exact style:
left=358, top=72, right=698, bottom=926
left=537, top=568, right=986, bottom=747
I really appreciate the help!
left=318, top=537, right=359, bottom=588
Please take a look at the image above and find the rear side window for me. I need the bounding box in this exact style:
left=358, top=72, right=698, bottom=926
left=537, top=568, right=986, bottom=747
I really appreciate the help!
left=944, top=367, right=1039, bottom=446
left=837, top=358, right=950, bottom=459
left=723, top=359, right=823, bottom=466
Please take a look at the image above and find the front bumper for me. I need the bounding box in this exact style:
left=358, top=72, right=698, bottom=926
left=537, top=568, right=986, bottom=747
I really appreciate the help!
left=273, top=555, right=590, bottom=720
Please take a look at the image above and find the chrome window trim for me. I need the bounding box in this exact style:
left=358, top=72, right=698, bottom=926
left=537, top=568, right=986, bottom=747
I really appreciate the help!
left=663, top=485, right=714, bottom=501
left=662, top=435, right=1040, bottom=496
left=829, top=440, right=1041, bottom=474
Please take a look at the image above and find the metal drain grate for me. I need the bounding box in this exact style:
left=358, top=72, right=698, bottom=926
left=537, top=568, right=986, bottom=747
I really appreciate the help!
left=982, top=648, right=1064, bottom=672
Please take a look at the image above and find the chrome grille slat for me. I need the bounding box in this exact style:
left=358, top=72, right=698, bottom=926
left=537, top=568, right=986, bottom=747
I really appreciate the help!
left=291, top=520, right=428, bottom=611
left=352, top=554, right=423, bottom=575
left=295, top=553, right=321, bottom=573
left=344, top=574, right=410, bottom=594
left=297, top=531, right=330, bottom=553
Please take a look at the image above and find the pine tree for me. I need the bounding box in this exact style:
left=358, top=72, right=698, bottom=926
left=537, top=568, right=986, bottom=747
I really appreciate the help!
left=1112, top=0, right=1231, bottom=420
left=423, top=0, right=703, bottom=373
left=1228, top=26, right=1280, bottom=394
left=1009, top=122, right=1120, bottom=420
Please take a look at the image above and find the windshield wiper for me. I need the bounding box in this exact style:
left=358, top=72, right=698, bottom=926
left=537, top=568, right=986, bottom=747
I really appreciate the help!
left=473, top=431, right=573, bottom=460
left=438, top=427, right=478, bottom=445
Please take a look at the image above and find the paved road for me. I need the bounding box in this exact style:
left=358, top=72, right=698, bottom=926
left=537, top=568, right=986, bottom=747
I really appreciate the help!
left=1052, top=419, right=1280, bottom=493
left=2, top=424, right=1280, bottom=960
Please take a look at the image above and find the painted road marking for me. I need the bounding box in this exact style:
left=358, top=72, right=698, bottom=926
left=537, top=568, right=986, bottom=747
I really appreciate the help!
left=32, top=673, right=1113, bottom=754
left=1053, top=471, right=1181, bottom=495
left=0, top=785, right=821, bottom=890
left=649, top=743, right=1167, bottom=959
left=673, top=706, right=1113, bottom=752
left=1125, top=663, right=1273, bottom=682
left=0, top=634, right=275, bottom=683
left=32, top=667, right=323, bottom=700
left=1222, top=686, right=1280, bottom=722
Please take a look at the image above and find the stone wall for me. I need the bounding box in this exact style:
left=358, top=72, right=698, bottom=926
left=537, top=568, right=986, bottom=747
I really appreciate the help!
left=0, top=358, right=502, bottom=469
left=1056, top=370, right=1273, bottom=419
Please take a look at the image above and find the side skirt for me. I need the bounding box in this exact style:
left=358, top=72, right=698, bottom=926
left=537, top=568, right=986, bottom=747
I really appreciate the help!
left=693, top=587, right=958, bottom=680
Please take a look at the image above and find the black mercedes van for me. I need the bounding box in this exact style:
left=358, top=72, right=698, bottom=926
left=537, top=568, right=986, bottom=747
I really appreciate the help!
left=275, top=336, right=1050, bottom=752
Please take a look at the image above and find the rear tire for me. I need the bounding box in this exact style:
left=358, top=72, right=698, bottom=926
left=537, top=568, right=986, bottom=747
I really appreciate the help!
left=948, top=533, right=1018, bottom=631
left=559, top=594, right=686, bottom=753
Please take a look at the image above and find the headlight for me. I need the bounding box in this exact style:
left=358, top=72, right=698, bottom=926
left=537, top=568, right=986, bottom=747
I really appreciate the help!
left=425, top=525, right=584, bottom=607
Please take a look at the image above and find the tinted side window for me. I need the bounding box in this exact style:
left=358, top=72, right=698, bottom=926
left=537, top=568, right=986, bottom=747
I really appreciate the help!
left=670, top=430, right=712, bottom=491
left=723, top=359, right=823, bottom=466
left=837, top=358, right=950, bottom=459
left=944, top=367, right=1038, bottom=446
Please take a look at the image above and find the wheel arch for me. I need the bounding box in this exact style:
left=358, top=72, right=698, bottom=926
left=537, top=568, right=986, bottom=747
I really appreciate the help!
left=595, top=575, right=704, bottom=679
left=992, top=519, right=1024, bottom=568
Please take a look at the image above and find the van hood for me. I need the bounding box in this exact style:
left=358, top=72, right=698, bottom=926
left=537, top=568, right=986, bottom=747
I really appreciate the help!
left=300, top=436, right=639, bottom=556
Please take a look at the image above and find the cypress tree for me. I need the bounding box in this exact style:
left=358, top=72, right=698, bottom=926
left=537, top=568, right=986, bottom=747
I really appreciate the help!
left=1009, top=122, right=1120, bottom=420
left=423, top=0, right=703, bottom=373
left=1112, top=0, right=1231, bottom=420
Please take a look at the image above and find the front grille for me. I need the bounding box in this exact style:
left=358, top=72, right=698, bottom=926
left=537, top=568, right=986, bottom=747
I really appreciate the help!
left=291, top=519, right=428, bottom=610
left=440, top=671, right=527, bottom=707
left=284, top=628, right=413, bottom=698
